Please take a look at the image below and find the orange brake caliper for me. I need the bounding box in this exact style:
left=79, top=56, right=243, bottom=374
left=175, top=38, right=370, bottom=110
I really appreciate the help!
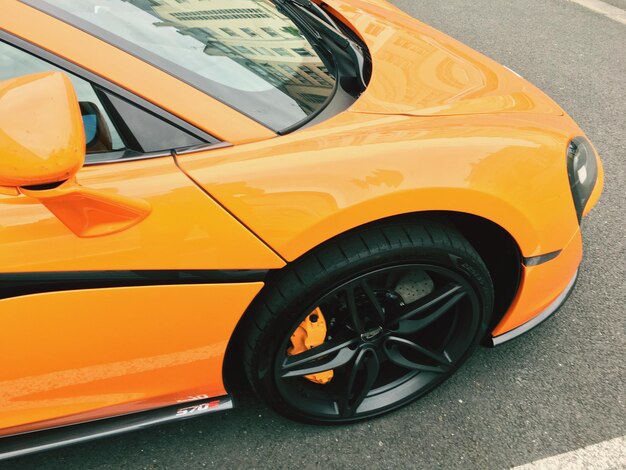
left=287, top=308, right=334, bottom=384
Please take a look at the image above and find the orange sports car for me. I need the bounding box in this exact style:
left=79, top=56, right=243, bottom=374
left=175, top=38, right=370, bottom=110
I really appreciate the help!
left=0, top=0, right=603, bottom=459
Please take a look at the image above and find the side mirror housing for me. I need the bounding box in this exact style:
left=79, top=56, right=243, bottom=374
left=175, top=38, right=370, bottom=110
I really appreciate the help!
left=0, top=72, right=150, bottom=238
left=0, top=71, right=85, bottom=189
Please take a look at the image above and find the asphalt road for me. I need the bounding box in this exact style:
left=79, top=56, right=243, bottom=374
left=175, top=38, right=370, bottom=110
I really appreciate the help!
left=6, top=0, right=626, bottom=468
left=604, top=0, right=626, bottom=10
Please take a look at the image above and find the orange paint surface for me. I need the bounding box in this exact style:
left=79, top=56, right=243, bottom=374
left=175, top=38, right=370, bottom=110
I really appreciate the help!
left=0, top=0, right=603, bottom=437
left=0, top=283, right=263, bottom=436
left=0, top=72, right=84, bottom=187
left=0, top=156, right=284, bottom=272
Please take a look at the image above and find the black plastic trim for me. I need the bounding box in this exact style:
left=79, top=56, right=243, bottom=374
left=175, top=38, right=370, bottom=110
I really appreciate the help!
left=83, top=149, right=172, bottom=166
left=490, top=269, right=578, bottom=346
left=567, top=136, right=599, bottom=223
left=83, top=143, right=231, bottom=165
left=97, top=87, right=206, bottom=153
left=94, top=86, right=143, bottom=152
left=0, top=270, right=269, bottom=300
left=0, top=30, right=219, bottom=146
left=523, top=250, right=562, bottom=267
left=274, top=1, right=368, bottom=134
left=174, top=142, right=232, bottom=156
left=0, top=396, right=233, bottom=461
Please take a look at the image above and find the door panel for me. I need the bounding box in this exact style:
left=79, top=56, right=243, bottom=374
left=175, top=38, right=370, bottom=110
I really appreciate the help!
left=0, top=156, right=283, bottom=434
left=0, top=282, right=263, bottom=436
left=0, top=3, right=285, bottom=438
left=0, top=157, right=284, bottom=272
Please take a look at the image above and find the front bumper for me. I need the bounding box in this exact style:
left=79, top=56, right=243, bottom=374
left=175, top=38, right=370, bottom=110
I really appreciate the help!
left=491, top=269, right=578, bottom=346
left=490, top=228, right=583, bottom=345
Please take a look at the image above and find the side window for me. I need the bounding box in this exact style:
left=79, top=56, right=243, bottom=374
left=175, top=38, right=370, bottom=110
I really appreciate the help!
left=0, top=40, right=125, bottom=156
left=0, top=40, right=211, bottom=163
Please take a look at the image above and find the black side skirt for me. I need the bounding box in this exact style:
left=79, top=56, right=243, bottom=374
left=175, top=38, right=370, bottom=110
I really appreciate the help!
left=0, top=396, right=233, bottom=461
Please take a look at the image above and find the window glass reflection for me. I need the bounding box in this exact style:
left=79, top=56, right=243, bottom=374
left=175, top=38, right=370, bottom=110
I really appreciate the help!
left=45, top=0, right=338, bottom=131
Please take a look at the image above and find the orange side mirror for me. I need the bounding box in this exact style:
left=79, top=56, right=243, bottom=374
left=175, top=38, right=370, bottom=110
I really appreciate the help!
left=0, top=72, right=150, bottom=237
left=0, top=72, right=85, bottom=188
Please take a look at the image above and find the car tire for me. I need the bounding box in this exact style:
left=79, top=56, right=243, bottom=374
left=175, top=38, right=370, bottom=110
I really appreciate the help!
left=242, top=220, right=494, bottom=423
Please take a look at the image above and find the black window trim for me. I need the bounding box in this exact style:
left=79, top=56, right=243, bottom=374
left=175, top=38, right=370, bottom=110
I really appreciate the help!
left=0, top=30, right=226, bottom=166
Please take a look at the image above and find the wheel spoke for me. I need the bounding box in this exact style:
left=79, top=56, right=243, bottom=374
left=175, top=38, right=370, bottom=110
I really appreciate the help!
left=391, top=284, right=466, bottom=335
left=395, top=283, right=465, bottom=322
left=344, top=285, right=366, bottom=334
left=384, top=336, right=451, bottom=373
left=273, top=260, right=486, bottom=421
left=339, top=347, right=380, bottom=417
left=359, top=279, right=386, bottom=324
left=280, top=337, right=359, bottom=378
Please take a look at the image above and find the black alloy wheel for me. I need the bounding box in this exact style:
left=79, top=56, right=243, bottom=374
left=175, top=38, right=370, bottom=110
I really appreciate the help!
left=242, top=221, right=494, bottom=423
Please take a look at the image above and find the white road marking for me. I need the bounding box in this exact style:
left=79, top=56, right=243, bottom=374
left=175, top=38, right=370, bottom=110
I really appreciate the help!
left=514, top=435, right=626, bottom=469
left=568, top=0, right=626, bottom=25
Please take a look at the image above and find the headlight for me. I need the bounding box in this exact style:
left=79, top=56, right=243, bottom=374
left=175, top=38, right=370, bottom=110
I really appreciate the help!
left=567, top=137, right=598, bottom=222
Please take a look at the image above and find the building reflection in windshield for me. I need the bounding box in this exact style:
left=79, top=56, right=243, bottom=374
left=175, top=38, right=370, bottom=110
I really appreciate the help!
left=133, top=0, right=335, bottom=115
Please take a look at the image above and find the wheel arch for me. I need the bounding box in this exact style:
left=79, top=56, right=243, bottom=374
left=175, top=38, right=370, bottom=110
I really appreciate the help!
left=274, top=186, right=547, bottom=262
left=223, top=210, right=522, bottom=393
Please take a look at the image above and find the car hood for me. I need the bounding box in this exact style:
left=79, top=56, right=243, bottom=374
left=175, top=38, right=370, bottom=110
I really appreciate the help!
left=327, top=0, right=563, bottom=117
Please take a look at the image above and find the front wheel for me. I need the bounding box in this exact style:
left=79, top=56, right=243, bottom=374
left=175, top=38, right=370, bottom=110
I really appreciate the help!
left=242, top=221, right=494, bottom=423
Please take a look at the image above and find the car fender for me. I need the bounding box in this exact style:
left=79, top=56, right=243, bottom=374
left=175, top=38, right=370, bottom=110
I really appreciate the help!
left=177, top=112, right=582, bottom=262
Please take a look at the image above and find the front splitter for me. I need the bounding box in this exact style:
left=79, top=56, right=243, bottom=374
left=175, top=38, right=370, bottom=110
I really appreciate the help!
left=491, top=269, right=579, bottom=346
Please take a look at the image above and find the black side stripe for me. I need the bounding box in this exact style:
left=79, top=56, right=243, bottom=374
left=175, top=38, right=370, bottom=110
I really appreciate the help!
left=0, top=270, right=269, bottom=300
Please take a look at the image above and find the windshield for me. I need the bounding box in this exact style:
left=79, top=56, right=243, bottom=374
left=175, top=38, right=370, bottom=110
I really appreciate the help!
left=38, top=0, right=337, bottom=131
